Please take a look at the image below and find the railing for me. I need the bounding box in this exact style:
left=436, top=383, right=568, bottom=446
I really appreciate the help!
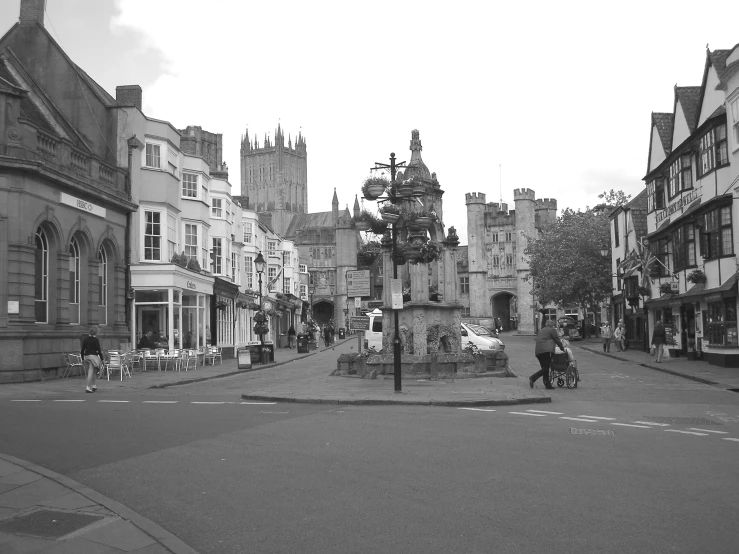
left=99, top=163, right=114, bottom=184
left=37, top=131, right=58, bottom=159
left=70, top=149, right=90, bottom=176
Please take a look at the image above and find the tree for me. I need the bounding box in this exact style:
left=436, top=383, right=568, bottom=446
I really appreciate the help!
left=596, top=189, right=631, bottom=209
left=524, top=207, right=612, bottom=336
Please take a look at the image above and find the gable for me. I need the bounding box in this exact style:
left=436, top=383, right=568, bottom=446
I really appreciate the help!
left=698, top=59, right=725, bottom=128
left=671, top=98, right=691, bottom=148
left=648, top=125, right=666, bottom=172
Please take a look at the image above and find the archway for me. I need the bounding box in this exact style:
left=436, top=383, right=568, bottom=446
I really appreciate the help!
left=312, top=300, right=335, bottom=327
left=490, top=292, right=517, bottom=331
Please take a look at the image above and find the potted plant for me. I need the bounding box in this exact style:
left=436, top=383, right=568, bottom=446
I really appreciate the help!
left=659, top=282, right=673, bottom=296
left=186, top=257, right=201, bottom=272
left=395, top=178, right=414, bottom=197
left=637, top=285, right=651, bottom=298
left=352, top=209, right=376, bottom=232
left=408, top=211, right=433, bottom=229
left=380, top=203, right=401, bottom=223
left=687, top=269, right=707, bottom=284
left=362, top=176, right=390, bottom=200
left=236, top=300, right=249, bottom=309
left=215, top=299, right=228, bottom=311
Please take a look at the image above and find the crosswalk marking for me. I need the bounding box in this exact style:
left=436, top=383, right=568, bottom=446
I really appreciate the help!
left=665, top=429, right=708, bottom=436
left=611, top=423, right=653, bottom=429
left=53, top=399, right=84, bottom=402
left=722, top=438, right=739, bottom=442
left=632, top=421, right=670, bottom=426
left=240, top=402, right=277, bottom=405
left=687, top=428, right=727, bottom=434
left=142, top=401, right=178, bottom=404
left=97, top=400, right=130, bottom=403
left=458, top=408, right=496, bottom=412
left=577, top=416, right=616, bottom=420
left=191, top=401, right=226, bottom=405
left=526, top=410, right=563, bottom=415
left=11, top=400, right=40, bottom=402
left=560, top=417, right=599, bottom=422
left=509, top=411, right=547, bottom=417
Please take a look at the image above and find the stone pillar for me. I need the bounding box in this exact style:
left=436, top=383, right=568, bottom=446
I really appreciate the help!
left=466, top=193, right=487, bottom=318
left=514, top=188, right=537, bottom=334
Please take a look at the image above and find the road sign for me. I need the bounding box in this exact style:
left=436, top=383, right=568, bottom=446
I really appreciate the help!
left=391, top=278, right=403, bottom=309
left=349, top=316, right=370, bottom=331
left=347, top=270, right=371, bottom=297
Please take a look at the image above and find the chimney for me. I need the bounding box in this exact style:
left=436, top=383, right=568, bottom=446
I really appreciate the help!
left=20, top=0, right=46, bottom=26
left=116, top=85, right=142, bottom=111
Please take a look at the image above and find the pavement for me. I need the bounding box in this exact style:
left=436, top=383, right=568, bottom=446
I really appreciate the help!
left=2, top=333, right=738, bottom=553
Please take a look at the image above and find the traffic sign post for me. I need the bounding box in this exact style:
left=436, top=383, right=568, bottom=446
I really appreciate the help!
left=346, top=270, right=371, bottom=298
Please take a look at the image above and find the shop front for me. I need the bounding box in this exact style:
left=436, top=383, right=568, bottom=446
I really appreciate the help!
left=212, top=277, right=239, bottom=359
left=130, top=265, right=213, bottom=352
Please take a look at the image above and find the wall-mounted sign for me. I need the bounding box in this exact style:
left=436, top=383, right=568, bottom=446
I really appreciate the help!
left=7, top=300, right=19, bottom=314
left=186, top=281, right=197, bottom=290
left=60, top=192, right=106, bottom=218
left=655, top=188, right=699, bottom=224
left=346, top=269, right=371, bottom=297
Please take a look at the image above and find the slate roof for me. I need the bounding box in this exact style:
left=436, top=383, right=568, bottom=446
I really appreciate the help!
left=675, top=86, right=701, bottom=133
left=652, top=112, right=673, bottom=155
left=710, top=49, right=731, bottom=74
left=0, top=58, right=55, bottom=134
left=284, top=211, right=334, bottom=238
left=625, top=189, right=648, bottom=240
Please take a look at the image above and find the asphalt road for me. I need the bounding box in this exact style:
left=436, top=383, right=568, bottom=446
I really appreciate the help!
left=1, top=336, right=738, bottom=553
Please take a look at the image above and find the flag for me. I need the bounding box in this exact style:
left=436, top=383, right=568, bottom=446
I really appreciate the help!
left=637, top=240, right=657, bottom=288
left=618, top=249, right=641, bottom=278
left=267, top=266, right=283, bottom=291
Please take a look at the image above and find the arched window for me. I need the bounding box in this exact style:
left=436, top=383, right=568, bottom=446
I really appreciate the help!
left=98, top=247, right=108, bottom=326
left=69, top=237, right=80, bottom=325
left=35, top=227, right=48, bottom=323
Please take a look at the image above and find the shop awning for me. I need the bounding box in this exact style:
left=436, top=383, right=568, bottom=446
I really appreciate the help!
left=645, top=274, right=737, bottom=308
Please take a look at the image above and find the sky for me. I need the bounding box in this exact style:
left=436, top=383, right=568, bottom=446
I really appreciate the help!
left=2, top=0, right=738, bottom=243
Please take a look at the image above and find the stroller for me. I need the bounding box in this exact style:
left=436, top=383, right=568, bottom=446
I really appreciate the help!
left=549, top=351, right=579, bottom=389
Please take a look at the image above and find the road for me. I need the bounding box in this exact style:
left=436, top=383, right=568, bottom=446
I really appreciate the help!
left=1, top=335, right=738, bottom=553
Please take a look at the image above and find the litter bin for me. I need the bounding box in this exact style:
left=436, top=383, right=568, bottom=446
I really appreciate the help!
left=296, top=333, right=309, bottom=354
left=338, top=328, right=346, bottom=339
left=261, top=343, right=275, bottom=363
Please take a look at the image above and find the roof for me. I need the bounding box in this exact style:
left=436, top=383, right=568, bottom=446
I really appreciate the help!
left=652, top=112, right=673, bottom=155
left=675, top=86, right=701, bottom=134
left=0, top=57, right=56, bottom=134
left=625, top=189, right=649, bottom=240
left=284, top=211, right=335, bottom=238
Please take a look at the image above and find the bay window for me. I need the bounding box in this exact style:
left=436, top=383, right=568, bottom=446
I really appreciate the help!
left=699, top=124, right=729, bottom=177
left=182, top=173, right=198, bottom=198
left=144, top=211, right=162, bottom=261
left=212, top=238, right=223, bottom=274
left=701, top=206, right=733, bottom=259
left=672, top=224, right=696, bottom=271
left=185, top=224, right=198, bottom=261
left=244, top=256, right=253, bottom=289
left=211, top=198, right=223, bottom=218
left=706, top=299, right=738, bottom=346
left=145, top=143, right=160, bottom=169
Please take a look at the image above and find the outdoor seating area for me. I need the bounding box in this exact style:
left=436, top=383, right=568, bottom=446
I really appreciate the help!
left=62, top=347, right=210, bottom=380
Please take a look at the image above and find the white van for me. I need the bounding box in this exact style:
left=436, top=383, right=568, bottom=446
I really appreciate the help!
left=461, top=322, right=504, bottom=352
left=364, top=309, right=383, bottom=352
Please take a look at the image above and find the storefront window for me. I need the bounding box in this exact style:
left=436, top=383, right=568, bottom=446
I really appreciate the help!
left=706, top=299, right=738, bottom=346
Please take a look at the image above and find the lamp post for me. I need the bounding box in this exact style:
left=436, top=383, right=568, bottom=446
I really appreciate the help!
left=370, top=152, right=406, bottom=393
left=255, top=251, right=266, bottom=364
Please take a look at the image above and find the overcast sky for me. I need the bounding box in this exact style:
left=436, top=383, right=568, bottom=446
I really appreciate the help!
left=2, top=0, right=738, bottom=242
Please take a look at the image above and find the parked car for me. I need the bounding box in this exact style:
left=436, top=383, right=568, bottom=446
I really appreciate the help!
left=364, top=309, right=383, bottom=352
left=461, top=322, right=505, bottom=352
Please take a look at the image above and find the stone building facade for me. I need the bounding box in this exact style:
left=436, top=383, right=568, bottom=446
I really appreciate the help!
left=239, top=124, right=307, bottom=236
left=462, top=189, right=557, bottom=334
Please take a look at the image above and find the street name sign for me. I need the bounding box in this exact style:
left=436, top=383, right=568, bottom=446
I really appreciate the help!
left=346, top=270, right=371, bottom=297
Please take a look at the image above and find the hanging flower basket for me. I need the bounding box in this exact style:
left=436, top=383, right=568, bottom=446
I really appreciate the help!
left=215, top=300, right=228, bottom=311
left=407, top=229, right=429, bottom=247
left=407, top=241, right=442, bottom=265
left=414, top=216, right=433, bottom=229
left=362, top=176, right=389, bottom=200
left=381, top=212, right=400, bottom=223
left=687, top=269, right=707, bottom=284
left=254, top=323, right=270, bottom=336
left=355, top=220, right=372, bottom=231
left=659, top=282, right=673, bottom=296
left=253, top=311, right=268, bottom=324
left=395, top=180, right=414, bottom=197
left=637, top=285, right=651, bottom=298
left=353, top=209, right=380, bottom=232
left=236, top=300, right=249, bottom=309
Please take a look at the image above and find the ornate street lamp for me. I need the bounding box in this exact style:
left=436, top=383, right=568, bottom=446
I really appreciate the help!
left=254, top=251, right=266, bottom=363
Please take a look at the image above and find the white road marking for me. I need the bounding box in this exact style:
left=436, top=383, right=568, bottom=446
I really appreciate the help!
left=722, top=438, right=739, bottom=442
left=688, top=428, right=728, bottom=434
left=143, top=401, right=178, bottom=404
left=526, top=410, right=563, bottom=415
left=53, top=399, right=85, bottom=402
left=97, top=400, right=130, bottom=403
left=191, top=402, right=226, bottom=405
left=632, top=421, right=670, bottom=426
left=509, top=411, right=547, bottom=417
left=577, top=416, right=616, bottom=420
left=610, top=423, right=653, bottom=429
left=11, top=400, right=41, bottom=402
left=560, top=417, right=599, bottom=423
left=458, top=408, right=496, bottom=412
left=240, top=402, right=277, bottom=405
left=664, top=429, right=708, bottom=436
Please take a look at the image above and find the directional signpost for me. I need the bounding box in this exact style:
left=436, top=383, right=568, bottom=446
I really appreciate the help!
left=346, top=270, right=371, bottom=352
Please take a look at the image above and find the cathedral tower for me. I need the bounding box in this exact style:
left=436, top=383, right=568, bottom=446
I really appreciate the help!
left=240, top=124, right=307, bottom=235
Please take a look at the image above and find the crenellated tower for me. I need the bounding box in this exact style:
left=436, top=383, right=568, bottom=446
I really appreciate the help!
left=240, top=123, right=307, bottom=235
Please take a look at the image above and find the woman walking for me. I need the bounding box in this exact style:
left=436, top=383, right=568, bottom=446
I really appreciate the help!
left=602, top=322, right=613, bottom=352
left=529, top=319, right=567, bottom=390
left=81, top=326, right=103, bottom=393
left=653, top=320, right=667, bottom=363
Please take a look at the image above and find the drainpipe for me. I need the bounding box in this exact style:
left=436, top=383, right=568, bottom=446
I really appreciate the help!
left=125, top=135, right=143, bottom=343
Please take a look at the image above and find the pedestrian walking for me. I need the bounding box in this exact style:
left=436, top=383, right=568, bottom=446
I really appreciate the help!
left=323, top=324, right=331, bottom=347
left=81, top=326, right=103, bottom=393
left=613, top=323, right=623, bottom=351
left=617, top=320, right=627, bottom=351
left=652, top=320, right=667, bottom=363
left=529, top=319, right=566, bottom=390
left=602, top=322, right=613, bottom=352
left=288, top=325, right=296, bottom=349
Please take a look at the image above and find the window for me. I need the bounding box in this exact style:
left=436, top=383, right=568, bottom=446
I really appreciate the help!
left=167, top=214, right=176, bottom=261
left=460, top=276, right=469, bottom=294
left=655, top=239, right=670, bottom=277
left=716, top=124, right=728, bottom=166
left=492, top=255, right=500, bottom=268
left=731, top=97, right=739, bottom=146
left=35, top=228, right=48, bottom=323
left=283, top=277, right=291, bottom=295
left=616, top=258, right=621, bottom=290
left=201, top=184, right=208, bottom=205
left=212, top=238, right=223, bottom=274
left=69, top=237, right=80, bottom=325
left=506, top=254, right=513, bottom=267
left=614, top=216, right=620, bottom=247
left=491, top=232, right=498, bottom=243
left=185, top=224, right=198, bottom=261
left=283, top=251, right=291, bottom=266
left=145, top=143, right=160, bottom=168
left=706, top=299, right=738, bottom=346
left=243, top=222, right=252, bottom=243
left=681, top=154, right=692, bottom=190
left=182, top=173, right=198, bottom=198
left=505, top=231, right=512, bottom=242
left=144, top=211, right=161, bottom=261
left=700, top=129, right=715, bottom=175
left=300, top=284, right=307, bottom=298
left=672, top=224, right=696, bottom=272
left=542, top=309, right=557, bottom=324
left=699, top=125, right=728, bottom=176
left=244, top=256, right=253, bottom=289
left=701, top=206, right=733, bottom=259
left=299, top=264, right=307, bottom=273
left=461, top=307, right=471, bottom=317
left=655, top=179, right=665, bottom=210
left=268, top=241, right=277, bottom=256
left=167, top=148, right=178, bottom=177
left=232, top=252, right=238, bottom=282
left=647, top=181, right=655, bottom=212
left=211, top=198, right=223, bottom=218
left=309, top=272, right=315, bottom=285
left=98, top=247, right=107, bottom=326
left=669, top=154, right=693, bottom=198
left=202, top=228, right=209, bottom=270
left=268, top=267, right=277, bottom=291
left=623, top=276, right=639, bottom=298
